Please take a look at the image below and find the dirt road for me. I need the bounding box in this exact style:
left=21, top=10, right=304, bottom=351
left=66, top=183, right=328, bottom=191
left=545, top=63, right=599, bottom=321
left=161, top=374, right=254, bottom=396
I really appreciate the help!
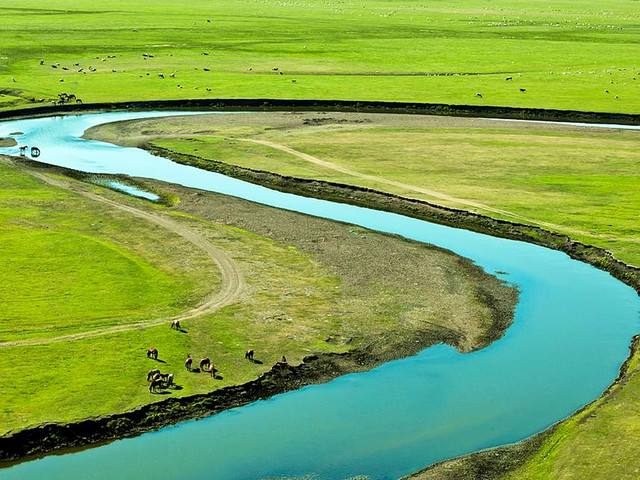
left=0, top=169, right=244, bottom=348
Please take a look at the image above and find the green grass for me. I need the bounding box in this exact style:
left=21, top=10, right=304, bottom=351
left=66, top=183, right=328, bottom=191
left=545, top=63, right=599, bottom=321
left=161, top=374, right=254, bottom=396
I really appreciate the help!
left=0, top=160, right=514, bottom=434
left=91, top=112, right=640, bottom=266
left=0, top=163, right=215, bottom=341
left=1, top=0, right=640, bottom=113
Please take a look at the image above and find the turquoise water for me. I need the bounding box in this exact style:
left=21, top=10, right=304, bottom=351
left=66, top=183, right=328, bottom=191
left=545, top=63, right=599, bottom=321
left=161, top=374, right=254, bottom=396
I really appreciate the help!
left=0, top=112, right=638, bottom=480
left=102, top=180, right=160, bottom=201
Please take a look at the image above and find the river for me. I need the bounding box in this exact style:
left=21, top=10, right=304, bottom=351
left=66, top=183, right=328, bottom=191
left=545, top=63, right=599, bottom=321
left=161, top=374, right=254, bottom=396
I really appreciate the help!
left=0, top=112, right=638, bottom=480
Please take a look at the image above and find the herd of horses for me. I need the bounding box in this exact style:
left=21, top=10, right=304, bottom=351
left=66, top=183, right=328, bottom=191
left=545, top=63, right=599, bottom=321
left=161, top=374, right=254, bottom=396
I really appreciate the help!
left=145, top=322, right=284, bottom=393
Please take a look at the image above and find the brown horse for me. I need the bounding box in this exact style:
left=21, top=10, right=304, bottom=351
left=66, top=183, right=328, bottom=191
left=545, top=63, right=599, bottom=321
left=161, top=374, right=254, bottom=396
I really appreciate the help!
left=147, top=348, right=158, bottom=360
left=199, top=357, right=211, bottom=371
left=149, top=377, right=164, bottom=393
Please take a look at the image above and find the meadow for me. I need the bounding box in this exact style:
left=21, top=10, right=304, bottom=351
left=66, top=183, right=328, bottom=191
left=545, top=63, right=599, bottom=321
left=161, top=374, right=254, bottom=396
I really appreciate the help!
left=89, top=112, right=640, bottom=267
left=0, top=157, right=514, bottom=434
left=0, top=0, right=639, bottom=113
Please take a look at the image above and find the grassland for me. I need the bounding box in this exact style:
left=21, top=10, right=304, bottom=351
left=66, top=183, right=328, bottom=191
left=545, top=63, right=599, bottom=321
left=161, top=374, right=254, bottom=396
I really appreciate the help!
left=0, top=157, right=515, bottom=435
left=1, top=0, right=640, bottom=113
left=88, top=112, right=640, bottom=267
left=89, top=111, right=640, bottom=478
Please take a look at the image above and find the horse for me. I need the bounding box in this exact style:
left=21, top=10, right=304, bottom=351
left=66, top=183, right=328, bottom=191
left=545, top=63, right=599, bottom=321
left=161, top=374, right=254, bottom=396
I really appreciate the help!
left=147, top=347, right=158, bottom=360
left=185, top=355, right=193, bottom=371
left=245, top=349, right=254, bottom=361
left=199, top=357, right=211, bottom=371
left=149, top=377, right=164, bottom=393
left=170, top=320, right=181, bottom=330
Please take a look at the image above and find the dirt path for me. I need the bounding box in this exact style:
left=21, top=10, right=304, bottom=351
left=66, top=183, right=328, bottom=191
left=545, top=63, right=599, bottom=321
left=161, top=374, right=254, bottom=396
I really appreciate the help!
left=240, top=138, right=591, bottom=236
left=0, top=169, right=244, bottom=348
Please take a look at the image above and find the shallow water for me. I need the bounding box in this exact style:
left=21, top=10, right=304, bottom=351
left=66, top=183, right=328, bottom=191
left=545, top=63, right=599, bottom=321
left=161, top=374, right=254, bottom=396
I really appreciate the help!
left=100, top=180, right=159, bottom=201
left=0, top=112, right=638, bottom=480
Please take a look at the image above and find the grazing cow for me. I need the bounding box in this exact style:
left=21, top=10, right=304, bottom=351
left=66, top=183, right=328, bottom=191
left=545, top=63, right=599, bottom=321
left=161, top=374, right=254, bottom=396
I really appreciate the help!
left=147, top=369, right=160, bottom=382
left=280, top=355, right=287, bottom=364
left=245, top=349, right=254, bottom=361
left=209, top=364, right=217, bottom=378
left=505, top=76, right=513, bottom=81
left=170, top=320, right=181, bottom=330
left=147, top=347, right=158, bottom=360
left=519, top=88, right=527, bottom=93
left=185, top=354, right=193, bottom=371
left=475, top=92, right=483, bottom=98
left=199, top=357, right=211, bottom=371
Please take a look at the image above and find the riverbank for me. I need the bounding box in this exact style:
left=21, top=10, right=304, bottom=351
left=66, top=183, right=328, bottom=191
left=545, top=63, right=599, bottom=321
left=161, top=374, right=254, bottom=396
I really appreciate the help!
left=86, top=110, right=640, bottom=266
left=139, top=144, right=639, bottom=295
left=2, top=98, right=640, bottom=126
left=0, top=157, right=516, bottom=465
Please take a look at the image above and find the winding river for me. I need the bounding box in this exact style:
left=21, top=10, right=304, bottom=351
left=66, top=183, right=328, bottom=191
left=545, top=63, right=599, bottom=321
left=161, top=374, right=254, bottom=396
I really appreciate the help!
left=0, top=112, right=639, bottom=480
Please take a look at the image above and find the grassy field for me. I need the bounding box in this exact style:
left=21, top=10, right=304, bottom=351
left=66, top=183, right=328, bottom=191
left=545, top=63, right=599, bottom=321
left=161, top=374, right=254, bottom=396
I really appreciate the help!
left=88, top=112, right=640, bottom=478
left=0, top=157, right=514, bottom=434
left=0, top=160, right=216, bottom=342
left=1, top=0, right=640, bottom=113
left=88, top=112, right=640, bottom=267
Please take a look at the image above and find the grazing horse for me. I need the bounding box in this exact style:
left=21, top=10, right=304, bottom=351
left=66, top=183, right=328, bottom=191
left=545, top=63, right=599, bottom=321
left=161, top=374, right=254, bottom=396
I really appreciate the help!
left=245, top=349, right=254, bottom=361
left=185, top=354, right=193, bottom=371
left=170, top=320, right=181, bottom=330
left=147, top=369, right=160, bottom=382
left=149, top=377, right=164, bottom=393
left=147, top=347, right=158, bottom=360
left=199, top=357, right=211, bottom=371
